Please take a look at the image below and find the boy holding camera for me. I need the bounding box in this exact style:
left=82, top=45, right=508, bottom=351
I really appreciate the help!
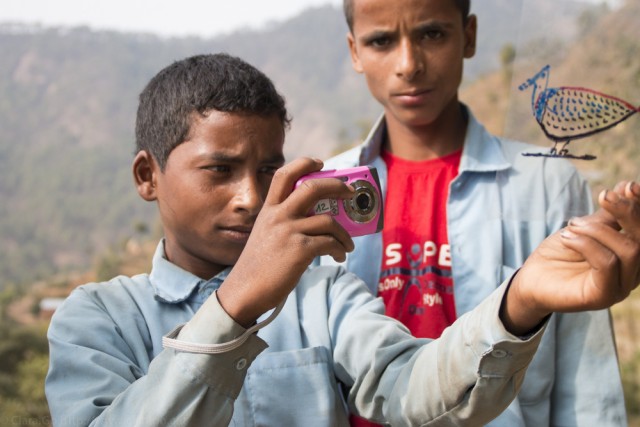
left=321, top=0, right=626, bottom=425
left=45, top=53, right=640, bottom=426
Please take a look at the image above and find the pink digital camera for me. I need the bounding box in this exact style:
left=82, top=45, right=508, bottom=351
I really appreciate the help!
left=295, top=166, right=384, bottom=237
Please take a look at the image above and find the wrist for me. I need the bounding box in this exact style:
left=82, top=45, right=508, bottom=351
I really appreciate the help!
left=216, top=283, right=261, bottom=328
left=500, top=270, right=551, bottom=336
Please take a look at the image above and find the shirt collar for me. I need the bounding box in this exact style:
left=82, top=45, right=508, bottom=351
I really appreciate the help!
left=148, top=239, right=231, bottom=304
left=360, top=104, right=511, bottom=174
left=358, top=114, right=387, bottom=166
left=459, top=105, right=511, bottom=173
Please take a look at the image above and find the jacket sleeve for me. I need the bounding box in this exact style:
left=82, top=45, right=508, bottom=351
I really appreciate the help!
left=324, top=269, right=547, bottom=427
left=45, top=287, right=267, bottom=427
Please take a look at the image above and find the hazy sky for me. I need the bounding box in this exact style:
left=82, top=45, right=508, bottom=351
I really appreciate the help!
left=0, top=0, right=342, bottom=38
left=1, top=0, right=622, bottom=38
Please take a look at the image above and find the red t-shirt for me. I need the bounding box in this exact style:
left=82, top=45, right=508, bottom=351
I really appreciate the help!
left=350, top=149, right=461, bottom=427
left=377, top=149, right=460, bottom=338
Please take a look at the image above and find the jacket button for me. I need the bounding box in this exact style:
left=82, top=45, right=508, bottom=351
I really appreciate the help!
left=235, top=358, right=248, bottom=370
left=491, top=349, right=508, bottom=359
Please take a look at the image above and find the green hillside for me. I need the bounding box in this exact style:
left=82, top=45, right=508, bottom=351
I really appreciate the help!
left=0, top=6, right=362, bottom=288
left=0, top=4, right=474, bottom=288
left=0, top=1, right=634, bottom=291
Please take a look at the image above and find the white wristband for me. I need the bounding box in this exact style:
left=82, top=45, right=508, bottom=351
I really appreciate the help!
left=162, top=299, right=285, bottom=354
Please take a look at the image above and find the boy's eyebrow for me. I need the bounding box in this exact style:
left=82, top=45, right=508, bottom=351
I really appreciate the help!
left=359, top=29, right=393, bottom=43
left=414, top=20, right=455, bottom=32
left=358, top=20, right=455, bottom=43
left=266, top=153, right=286, bottom=165
left=199, top=152, right=286, bottom=165
left=198, top=152, right=243, bottom=163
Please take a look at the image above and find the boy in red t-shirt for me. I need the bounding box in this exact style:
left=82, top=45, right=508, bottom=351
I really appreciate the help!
left=329, top=0, right=628, bottom=426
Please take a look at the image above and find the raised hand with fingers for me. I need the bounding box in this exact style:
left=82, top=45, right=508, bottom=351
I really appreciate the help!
left=217, top=157, right=355, bottom=327
left=501, top=181, right=640, bottom=336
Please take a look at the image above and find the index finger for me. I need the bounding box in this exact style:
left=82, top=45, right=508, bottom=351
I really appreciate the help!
left=583, top=181, right=634, bottom=230
left=266, top=157, right=324, bottom=205
left=598, top=181, right=640, bottom=239
left=286, top=176, right=355, bottom=217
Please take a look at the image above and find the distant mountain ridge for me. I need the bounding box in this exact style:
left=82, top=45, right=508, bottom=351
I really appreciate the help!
left=0, top=1, right=630, bottom=287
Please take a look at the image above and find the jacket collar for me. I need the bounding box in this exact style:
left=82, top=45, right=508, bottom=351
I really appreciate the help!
left=360, top=104, right=511, bottom=174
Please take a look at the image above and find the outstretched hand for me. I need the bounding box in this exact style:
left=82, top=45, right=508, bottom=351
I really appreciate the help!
left=502, top=181, right=640, bottom=335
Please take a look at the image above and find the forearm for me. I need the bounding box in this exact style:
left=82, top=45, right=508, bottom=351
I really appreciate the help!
left=389, top=281, right=546, bottom=426
left=330, top=275, right=546, bottom=426
left=46, top=340, right=242, bottom=426
left=88, top=350, right=239, bottom=427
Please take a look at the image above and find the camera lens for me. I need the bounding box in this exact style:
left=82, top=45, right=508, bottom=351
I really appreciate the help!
left=343, top=180, right=378, bottom=223
left=355, top=192, right=372, bottom=211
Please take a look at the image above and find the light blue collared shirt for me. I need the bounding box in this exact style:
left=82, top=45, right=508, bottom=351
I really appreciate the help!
left=319, top=106, right=627, bottom=426
left=47, top=239, right=547, bottom=426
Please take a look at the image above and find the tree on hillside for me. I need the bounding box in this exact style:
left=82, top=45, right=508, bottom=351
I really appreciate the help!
left=500, top=43, right=516, bottom=84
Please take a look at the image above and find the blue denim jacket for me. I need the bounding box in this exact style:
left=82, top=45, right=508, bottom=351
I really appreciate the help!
left=319, top=107, right=627, bottom=426
left=46, top=240, right=546, bottom=426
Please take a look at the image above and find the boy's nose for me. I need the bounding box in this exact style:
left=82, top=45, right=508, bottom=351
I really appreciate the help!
left=395, top=40, right=424, bottom=81
left=233, top=177, right=264, bottom=215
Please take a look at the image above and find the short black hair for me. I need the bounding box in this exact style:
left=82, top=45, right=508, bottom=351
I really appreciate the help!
left=135, top=53, right=291, bottom=170
left=343, top=0, right=471, bottom=33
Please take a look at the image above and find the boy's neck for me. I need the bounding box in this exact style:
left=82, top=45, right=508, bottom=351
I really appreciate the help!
left=384, top=103, right=467, bottom=161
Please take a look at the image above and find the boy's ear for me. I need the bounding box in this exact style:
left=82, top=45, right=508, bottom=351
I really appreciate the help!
left=132, top=150, right=158, bottom=202
left=464, top=14, right=478, bottom=59
left=347, top=32, right=364, bottom=73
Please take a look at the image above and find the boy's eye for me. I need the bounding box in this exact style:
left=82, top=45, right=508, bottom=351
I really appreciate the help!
left=363, top=34, right=392, bottom=49
left=205, top=165, right=231, bottom=173
left=421, top=29, right=444, bottom=41
left=260, top=166, right=280, bottom=176
left=370, top=36, right=391, bottom=48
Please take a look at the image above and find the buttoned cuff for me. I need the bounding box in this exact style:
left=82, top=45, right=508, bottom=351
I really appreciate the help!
left=167, top=291, right=270, bottom=398
left=464, top=279, right=548, bottom=378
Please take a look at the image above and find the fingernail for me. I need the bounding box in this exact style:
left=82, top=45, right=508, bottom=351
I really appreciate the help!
left=561, top=228, right=577, bottom=239
left=568, top=217, right=586, bottom=227
left=628, top=181, right=640, bottom=197
left=601, top=189, right=620, bottom=203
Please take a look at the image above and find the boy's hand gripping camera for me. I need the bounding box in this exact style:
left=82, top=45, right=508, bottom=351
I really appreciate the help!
left=295, top=166, right=384, bottom=237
